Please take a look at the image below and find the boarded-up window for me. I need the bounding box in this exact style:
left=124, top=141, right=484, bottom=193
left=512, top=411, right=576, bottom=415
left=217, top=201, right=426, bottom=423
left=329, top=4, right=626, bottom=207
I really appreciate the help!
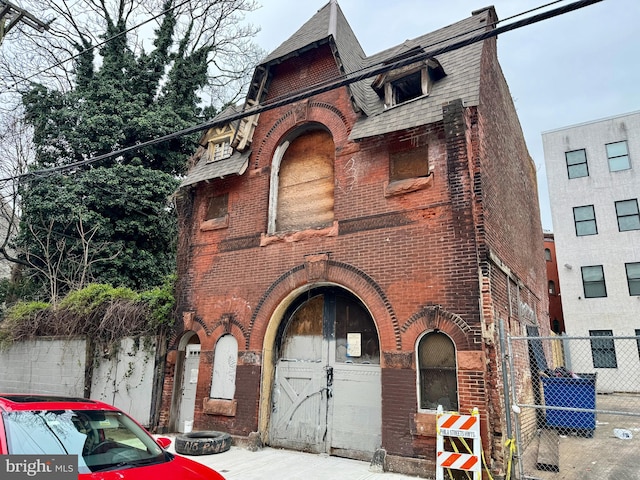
left=210, top=334, right=238, bottom=400
left=390, top=144, right=429, bottom=182
left=276, top=129, right=334, bottom=232
left=417, top=331, right=458, bottom=411
left=205, top=194, right=228, bottom=221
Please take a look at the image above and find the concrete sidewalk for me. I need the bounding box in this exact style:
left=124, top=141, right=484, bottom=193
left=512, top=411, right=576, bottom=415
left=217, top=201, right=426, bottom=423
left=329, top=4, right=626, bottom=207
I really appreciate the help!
left=167, top=441, right=425, bottom=480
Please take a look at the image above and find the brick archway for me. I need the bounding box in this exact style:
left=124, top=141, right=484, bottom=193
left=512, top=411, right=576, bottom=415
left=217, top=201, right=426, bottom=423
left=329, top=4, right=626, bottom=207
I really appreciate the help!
left=247, top=257, right=400, bottom=352
left=400, top=304, right=478, bottom=352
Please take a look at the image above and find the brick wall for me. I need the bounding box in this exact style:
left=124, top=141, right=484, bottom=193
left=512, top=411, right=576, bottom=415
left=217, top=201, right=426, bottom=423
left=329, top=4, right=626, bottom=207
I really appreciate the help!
left=167, top=35, right=546, bottom=475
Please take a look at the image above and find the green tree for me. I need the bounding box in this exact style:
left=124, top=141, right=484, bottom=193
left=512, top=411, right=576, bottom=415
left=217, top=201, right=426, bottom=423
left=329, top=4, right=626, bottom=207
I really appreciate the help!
left=9, top=0, right=262, bottom=301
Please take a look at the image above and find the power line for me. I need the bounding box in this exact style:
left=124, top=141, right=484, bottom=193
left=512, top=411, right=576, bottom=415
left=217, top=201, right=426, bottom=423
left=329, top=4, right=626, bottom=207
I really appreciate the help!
left=2, top=0, right=603, bottom=184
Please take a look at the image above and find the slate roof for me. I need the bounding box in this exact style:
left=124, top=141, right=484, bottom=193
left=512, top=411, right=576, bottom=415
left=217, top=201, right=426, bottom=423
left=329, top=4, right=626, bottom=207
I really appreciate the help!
left=179, top=149, right=250, bottom=188
left=182, top=2, right=494, bottom=186
left=261, top=1, right=493, bottom=140
left=350, top=10, right=491, bottom=140
left=260, top=1, right=367, bottom=111
left=180, top=105, right=247, bottom=187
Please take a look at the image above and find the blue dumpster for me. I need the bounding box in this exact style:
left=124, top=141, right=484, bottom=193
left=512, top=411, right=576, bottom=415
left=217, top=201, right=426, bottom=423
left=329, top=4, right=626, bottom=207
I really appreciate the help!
left=541, top=373, right=596, bottom=437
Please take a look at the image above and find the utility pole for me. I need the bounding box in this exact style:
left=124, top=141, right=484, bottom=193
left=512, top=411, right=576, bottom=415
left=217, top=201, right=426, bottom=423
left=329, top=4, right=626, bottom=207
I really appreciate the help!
left=0, top=0, right=50, bottom=46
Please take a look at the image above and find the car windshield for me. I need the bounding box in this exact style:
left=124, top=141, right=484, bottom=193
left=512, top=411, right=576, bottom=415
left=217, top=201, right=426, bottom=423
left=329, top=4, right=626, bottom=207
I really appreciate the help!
left=3, top=409, right=166, bottom=473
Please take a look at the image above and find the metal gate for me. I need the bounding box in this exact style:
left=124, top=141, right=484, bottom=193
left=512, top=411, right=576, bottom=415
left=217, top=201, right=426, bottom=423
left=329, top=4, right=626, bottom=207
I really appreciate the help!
left=506, top=331, right=640, bottom=479
left=269, top=288, right=381, bottom=458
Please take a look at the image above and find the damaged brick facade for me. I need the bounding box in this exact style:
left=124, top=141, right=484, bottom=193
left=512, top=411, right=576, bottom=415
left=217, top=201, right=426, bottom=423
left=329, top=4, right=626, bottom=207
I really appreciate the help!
left=159, top=3, right=548, bottom=477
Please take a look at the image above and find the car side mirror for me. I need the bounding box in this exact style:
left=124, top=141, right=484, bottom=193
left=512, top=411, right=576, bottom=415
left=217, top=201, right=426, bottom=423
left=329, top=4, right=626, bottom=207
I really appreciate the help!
left=156, top=437, right=172, bottom=449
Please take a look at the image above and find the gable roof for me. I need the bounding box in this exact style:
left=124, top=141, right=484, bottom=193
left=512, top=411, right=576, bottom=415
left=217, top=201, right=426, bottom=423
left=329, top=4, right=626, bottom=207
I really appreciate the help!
left=181, top=3, right=496, bottom=187
left=350, top=9, right=493, bottom=139
left=250, top=1, right=367, bottom=112
left=258, top=2, right=495, bottom=140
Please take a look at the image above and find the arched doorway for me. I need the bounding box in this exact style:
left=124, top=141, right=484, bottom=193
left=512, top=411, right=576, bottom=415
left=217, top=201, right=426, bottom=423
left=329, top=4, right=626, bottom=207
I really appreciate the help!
left=268, top=286, right=381, bottom=459
left=170, top=331, right=201, bottom=433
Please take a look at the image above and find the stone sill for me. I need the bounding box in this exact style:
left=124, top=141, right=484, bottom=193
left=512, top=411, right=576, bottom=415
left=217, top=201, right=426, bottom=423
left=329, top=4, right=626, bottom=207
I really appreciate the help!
left=260, top=221, right=339, bottom=246
left=203, top=398, right=237, bottom=417
left=200, top=215, right=229, bottom=231
left=384, top=174, right=433, bottom=197
left=412, top=412, right=437, bottom=437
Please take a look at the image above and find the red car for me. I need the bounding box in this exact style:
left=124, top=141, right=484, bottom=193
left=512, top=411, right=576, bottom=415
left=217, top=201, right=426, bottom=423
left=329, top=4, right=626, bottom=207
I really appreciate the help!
left=0, top=394, right=225, bottom=479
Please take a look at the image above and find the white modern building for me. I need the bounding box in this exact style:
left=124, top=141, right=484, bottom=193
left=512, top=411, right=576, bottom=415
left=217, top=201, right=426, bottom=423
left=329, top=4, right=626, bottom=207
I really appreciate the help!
left=543, top=111, right=640, bottom=393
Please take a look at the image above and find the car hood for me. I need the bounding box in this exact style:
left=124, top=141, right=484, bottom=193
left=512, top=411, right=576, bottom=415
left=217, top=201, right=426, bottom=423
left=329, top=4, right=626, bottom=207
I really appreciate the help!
left=80, top=454, right=225, bottom=480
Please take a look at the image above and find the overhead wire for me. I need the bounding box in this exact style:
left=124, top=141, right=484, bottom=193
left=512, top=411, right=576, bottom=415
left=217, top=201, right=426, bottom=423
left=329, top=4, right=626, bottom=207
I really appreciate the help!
left=0, top=0, right=603, bottom=186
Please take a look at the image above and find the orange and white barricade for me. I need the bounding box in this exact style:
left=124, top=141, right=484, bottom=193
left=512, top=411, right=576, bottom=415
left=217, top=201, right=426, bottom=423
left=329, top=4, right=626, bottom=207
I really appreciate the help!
left=436, top=406, right=481, bottom=480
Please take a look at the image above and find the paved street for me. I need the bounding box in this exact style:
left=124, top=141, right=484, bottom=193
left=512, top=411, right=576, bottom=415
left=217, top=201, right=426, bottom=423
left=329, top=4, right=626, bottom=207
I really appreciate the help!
left=166, top=441, right=424, bottom=480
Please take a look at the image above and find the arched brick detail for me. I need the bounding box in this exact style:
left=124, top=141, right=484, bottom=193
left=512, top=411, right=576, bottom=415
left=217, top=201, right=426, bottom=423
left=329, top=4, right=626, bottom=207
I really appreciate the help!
left=210, top=313, right=248, bottom=345
left=247, top=261, right=401, bottom=351
left=400, top=305, right=478, bottom=351
left=168, top=312, right=207, bottom=350
left=254, top=101, right=350, bottom=168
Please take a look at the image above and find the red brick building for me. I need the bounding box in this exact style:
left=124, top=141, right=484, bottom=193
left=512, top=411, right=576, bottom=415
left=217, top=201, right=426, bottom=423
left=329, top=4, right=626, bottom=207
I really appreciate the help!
left=161, top=2, right=548, bottom=476
left=544, top=232, right=565, bottom=334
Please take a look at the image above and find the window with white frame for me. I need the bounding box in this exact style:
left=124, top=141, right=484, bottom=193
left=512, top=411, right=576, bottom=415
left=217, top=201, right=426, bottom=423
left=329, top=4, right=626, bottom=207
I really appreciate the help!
left=416, top=331, right=457, bottom=411
left=626, top=262, right=640, bottom=296
left=210, top=139, right=233, bottom=162
left=270, top=126, right=335, bottom=233
left=615, top=199, right=640, bottom=231
left=589, top=330, right=617, bottom=368
left=573, top=205, right=597, bottom=236
left=606, top=141, right=630, bottom=172
left=372, top=53, right=446, bottom=109
left=565, top=149, right=588, bottom=179
left=581, top=265, right=607, bottom=298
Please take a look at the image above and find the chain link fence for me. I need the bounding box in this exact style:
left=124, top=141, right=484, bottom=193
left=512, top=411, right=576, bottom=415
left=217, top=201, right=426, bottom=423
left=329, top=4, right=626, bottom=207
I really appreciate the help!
left=507, top=334, right=640, bottom=480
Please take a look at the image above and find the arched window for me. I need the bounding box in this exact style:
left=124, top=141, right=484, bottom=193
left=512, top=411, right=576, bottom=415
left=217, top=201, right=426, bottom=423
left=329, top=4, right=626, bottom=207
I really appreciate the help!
left=269, top=126, right=335, bottom=233
left=548, top=280, right=556, bottom=295
left=210, top=335, right=238, bottom=400
left=544, top=248, right=552, bottom=261
left=416, top=331, right=458, bottom=411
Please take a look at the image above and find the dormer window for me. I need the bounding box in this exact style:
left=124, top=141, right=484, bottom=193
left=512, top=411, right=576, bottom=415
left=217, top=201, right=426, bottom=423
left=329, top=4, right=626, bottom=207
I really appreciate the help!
left=391, top=71, right=423, bottom=105
left=210, top=139, right=233, bottom=162
left=372, top=49, right=446, bottom=108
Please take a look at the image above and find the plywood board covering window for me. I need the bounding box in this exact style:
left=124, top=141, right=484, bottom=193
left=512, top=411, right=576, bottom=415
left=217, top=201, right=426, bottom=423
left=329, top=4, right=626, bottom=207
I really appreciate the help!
left=390, top=144, right=429, bottom=181
left=276, top=129, right=335, bottom=232
left=205, top=193, right=228, bottom=220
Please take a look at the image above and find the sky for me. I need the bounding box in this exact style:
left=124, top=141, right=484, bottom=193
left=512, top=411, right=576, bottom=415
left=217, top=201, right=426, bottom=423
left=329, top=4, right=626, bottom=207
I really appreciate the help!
left=247, top=0, right=640, bottom=231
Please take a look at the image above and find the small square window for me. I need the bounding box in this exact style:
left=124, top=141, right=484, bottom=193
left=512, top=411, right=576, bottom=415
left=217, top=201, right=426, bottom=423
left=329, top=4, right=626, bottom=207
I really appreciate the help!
left=581, top=265, right=606, bottom=298
left=606, top=141, right=630, bottom=172
left=626, top=262, right=640, bottom=296
left=205, top=193, right=228, bottom=221
left=615, top=199, right=640, bottom=231
left=208, top=139, right=233, bottom=163
left=589, top=330, right=617, bottom=368
left=565, top=149, right=588, bottom=179
left=389, top=145, right=429, bottom=182
left=573, top=205, right=597, bottom=236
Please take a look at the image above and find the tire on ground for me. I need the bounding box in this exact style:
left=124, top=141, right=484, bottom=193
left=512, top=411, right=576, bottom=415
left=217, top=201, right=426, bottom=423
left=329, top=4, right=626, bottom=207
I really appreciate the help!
left=174, top=431, right=232, bottom=455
